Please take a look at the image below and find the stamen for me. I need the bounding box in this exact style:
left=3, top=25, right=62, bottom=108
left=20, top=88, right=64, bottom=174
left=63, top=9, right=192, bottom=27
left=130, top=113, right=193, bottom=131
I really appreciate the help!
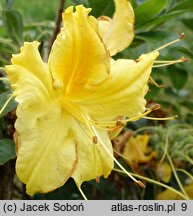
left=87, top=115, right=145, bottom=188
left=155, top=57, right=188, bottom=64
left=150, top=104, right=160, bottom=111
left=116, top=120, right=125, bottom=127
left=107, top=124, right=123, bottom=132
left=0, top=94, right=14, bottom=116
left=90, top=104, right=160, bottom=128
left=63, top=100, right=86, bottom=124
left=156, top=33, right=185, bottom=51
left=153, top=57, right=189, bottom=68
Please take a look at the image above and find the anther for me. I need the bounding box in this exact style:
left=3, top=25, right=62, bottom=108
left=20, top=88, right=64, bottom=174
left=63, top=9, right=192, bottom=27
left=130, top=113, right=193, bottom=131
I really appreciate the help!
left=137, top=180, right=145, bottom=188
left=179, top=32, right=185, bottom=40
left=93, top=136, right=98, bottom=144
left=150, top=104, right=161, bottom=111
left=116, top=120, right=122, bottom=126
left=96, top=176, right=100, bottom=183
left=181, top=57, right=189, bottom=62
left=153, top=56, right=189, bottom=68
left=116, top=120, right=125, bottom=127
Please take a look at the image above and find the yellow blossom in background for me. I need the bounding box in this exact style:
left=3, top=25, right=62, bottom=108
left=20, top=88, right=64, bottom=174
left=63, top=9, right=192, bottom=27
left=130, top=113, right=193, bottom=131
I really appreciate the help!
left=156, top=183, right=193, bottom=200
left=5, top=0, right=159, bottom=195
left=156, top=162, right=172, bottom=183
left=123, top=134, right=157, bottom=166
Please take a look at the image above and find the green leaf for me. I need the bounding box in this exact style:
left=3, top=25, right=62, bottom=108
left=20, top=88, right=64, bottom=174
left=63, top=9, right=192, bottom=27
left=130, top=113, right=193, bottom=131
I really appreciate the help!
left=130, top=0, right=138, bottom=9
left=146, top=79, right=162, bottom=100
left=2, top=9, right=23, bottom=46
left=136, top=10, right=193, bottom=31
left=0, top=139, right=16, bottom=165
left=178, top=47, right=193, bottom=59
left=181, top=100, right=193, bottom=110
left=136, top=31, right=176, bottom=43
left=0, top=91, right=17, bottom=117
left=182, top=18, right=193, bottom=31
left=135, top=0, right=168, bottom=26
left=89, top=0, right=114, bottom=17
left=168, top=66, right=188, bottom=90
left=169, top=0, right=193, bottom=12
left=65, top=0, right=89, bottom=7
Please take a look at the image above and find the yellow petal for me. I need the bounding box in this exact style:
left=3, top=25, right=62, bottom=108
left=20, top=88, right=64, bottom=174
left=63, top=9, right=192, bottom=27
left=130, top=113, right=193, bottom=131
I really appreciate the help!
left=5, top=41, right=53, bottom=107
left=156, top=162, right=172, bottom=183
left=15, top=106, right=78, bottom=195
left=156, top=183, right=193, bottom=200
left=48, top=5, right=110, bottom=96
left=5, top=42, right=79, bottom=195
left=98, top=0, right=134, bottom=56
left=123, top=134, right=156, bottom=165
left=75, top=51, right=159, bottom=121
left=71, top=123, right=113, bottom=187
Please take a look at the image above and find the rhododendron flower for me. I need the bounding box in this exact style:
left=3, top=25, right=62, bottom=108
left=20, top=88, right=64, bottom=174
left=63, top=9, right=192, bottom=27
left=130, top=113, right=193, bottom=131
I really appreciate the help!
left=5, top=0, right=159, bottom=195
left=123, top=134, right=157, bottom=165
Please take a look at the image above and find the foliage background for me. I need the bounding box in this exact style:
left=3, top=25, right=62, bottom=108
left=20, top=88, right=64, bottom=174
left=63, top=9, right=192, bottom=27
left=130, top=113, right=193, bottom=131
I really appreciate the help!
left=0, top=0, right=193, bottom=199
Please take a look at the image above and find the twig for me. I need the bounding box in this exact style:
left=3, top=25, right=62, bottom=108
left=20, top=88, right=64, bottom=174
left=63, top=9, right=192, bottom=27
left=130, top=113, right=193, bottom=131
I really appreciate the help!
left=48, top=0, right=66, bottom=54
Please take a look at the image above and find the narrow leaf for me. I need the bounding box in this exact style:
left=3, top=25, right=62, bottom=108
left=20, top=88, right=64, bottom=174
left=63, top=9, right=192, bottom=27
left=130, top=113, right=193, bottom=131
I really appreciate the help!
left=2, top=9, right=23, bottom=46
left=168, top=66, right=188, bottom=90
left=135, top=0, right=168, bottom=26
left=169, top=0, right=193, bottom=12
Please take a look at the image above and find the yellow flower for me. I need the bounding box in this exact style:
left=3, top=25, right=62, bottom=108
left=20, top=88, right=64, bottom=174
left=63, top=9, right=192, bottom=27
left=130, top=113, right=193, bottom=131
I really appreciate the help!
left=156, top=182, right=193, bottom=200
left=123, top=134, right=157, bottom=166
left=5, top=1, right=159, bottom=195
left=97, top=0, right=135, bottom=56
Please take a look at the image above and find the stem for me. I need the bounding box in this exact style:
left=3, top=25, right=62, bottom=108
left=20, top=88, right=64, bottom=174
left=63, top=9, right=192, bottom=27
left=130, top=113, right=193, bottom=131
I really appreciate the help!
left=176, top=169, right=193, bottom=182
left=167, top=153, right=189, bottom=199
left=48, top=0, right=65, bottom=54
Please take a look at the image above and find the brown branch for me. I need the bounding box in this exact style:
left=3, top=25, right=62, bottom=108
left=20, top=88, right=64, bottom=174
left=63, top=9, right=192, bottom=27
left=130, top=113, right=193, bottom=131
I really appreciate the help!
left=48, top=0, right=66, bottom=54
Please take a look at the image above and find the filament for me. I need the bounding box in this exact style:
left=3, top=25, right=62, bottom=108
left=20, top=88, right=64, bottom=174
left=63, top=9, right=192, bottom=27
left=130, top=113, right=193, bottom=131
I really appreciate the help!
left=90, top=104, right=160, bottom=128
left=156, top=33, right=185, bottom=51
left=149, top=76, right=165, bottom=88
left=142, top=115, right=178, bottom=121
left=77, top=185, right=88, bottom=200
left=153, top=57, right=188, bottom=68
